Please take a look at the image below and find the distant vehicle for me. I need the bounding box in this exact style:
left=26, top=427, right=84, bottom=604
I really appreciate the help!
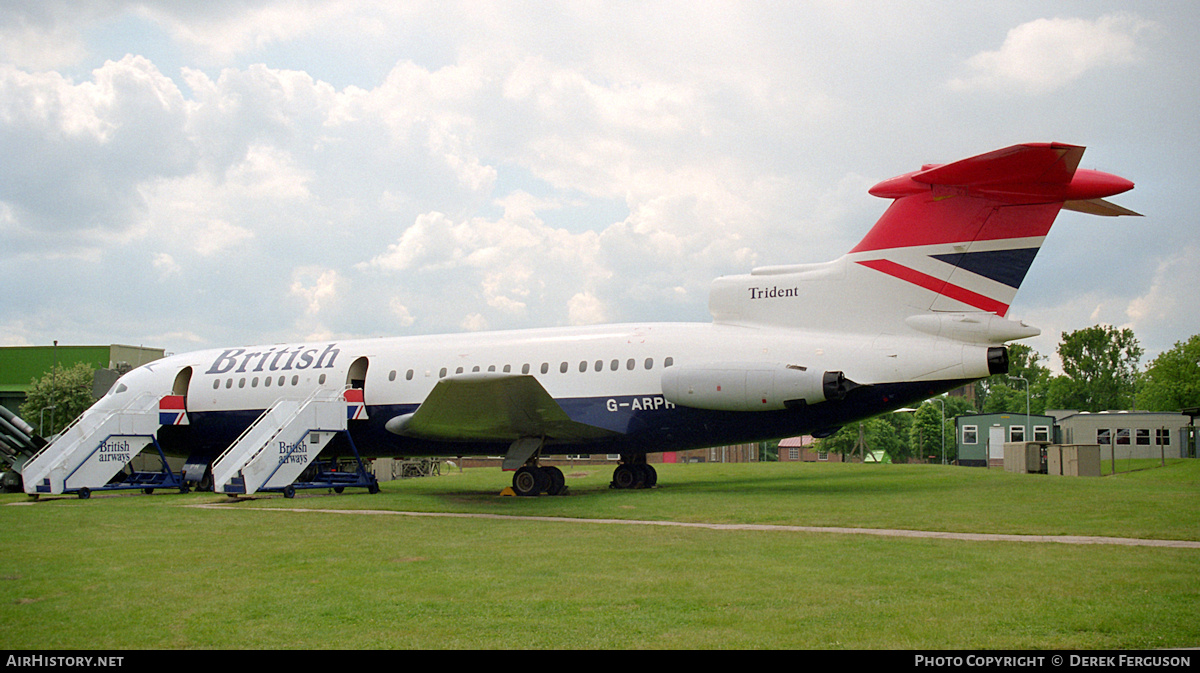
left=18, top=143, right=1136, bottom=497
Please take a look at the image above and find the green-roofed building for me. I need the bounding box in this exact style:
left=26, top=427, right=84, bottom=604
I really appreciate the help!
left=0, top=344, right=165, bottom=416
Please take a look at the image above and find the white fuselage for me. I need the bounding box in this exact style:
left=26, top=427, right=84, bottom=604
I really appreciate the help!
left=98, top=320, right=993, bottom=459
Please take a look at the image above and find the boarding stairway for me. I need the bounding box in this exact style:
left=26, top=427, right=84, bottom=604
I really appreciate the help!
left=211, top=388, right=376, bottom=497
left=20, top=392, right=181, bottom=497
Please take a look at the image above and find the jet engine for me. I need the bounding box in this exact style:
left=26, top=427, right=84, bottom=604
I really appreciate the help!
left=661, top=363, right=853, bottom=412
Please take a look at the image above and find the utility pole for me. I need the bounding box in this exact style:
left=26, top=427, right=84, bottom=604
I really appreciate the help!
left=51, top=340, right=58, bottom=433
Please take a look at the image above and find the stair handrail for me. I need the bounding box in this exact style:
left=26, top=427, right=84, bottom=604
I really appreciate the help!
left=22, top=391, right=158, bottom=469
left=212, top=386, right=345, bottom=472
left=232, top=387, right=338, bottom=473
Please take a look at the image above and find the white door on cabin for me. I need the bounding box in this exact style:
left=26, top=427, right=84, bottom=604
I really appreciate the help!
left=988, top=425, right=1006, bottom=461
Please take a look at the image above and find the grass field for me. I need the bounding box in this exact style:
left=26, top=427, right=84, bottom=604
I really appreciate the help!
left=1, top=460, right=1197, bottom=649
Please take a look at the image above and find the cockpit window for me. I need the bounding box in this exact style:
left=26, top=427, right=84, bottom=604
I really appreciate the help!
left=114, top=384, right=128, bottom=394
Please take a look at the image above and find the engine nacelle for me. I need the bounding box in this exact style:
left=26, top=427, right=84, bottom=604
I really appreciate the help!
left=661, top=362, right=852, bottom=412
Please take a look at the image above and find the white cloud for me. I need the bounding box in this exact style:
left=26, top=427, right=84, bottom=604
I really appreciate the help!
left=460, top=313, right=488, bottom=332
left=1124, top=244, right=1200, bottom=360
left=152, top=252, right=181, bottom=278
left=0, top=3, right=113, bottom=70
left=290, top=266, right=342, bottom=316
left=0, top=56, right=192, bottom=246
left=949, top=13, right=1157, bottom=94
left=134, top=2, right=360, bottom=65
left=388, top=298, right=415, bottom=328
left=567, top=292, right=607, bottom=326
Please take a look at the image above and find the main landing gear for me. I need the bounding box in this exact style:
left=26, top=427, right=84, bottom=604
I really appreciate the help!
left=610, top=455, right=656, bottom=490
left=511, top=463, right=567, bottom=497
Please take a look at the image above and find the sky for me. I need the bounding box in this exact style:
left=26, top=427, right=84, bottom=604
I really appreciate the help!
left=1, top=1, right=1197, bottom=374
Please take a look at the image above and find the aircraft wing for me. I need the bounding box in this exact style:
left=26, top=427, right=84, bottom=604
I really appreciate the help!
left=384, top=373, right=621, bottom=443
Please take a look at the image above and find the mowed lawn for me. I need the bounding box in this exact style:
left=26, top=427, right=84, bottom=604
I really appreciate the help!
left=1, top=460, right=1197, bottom=649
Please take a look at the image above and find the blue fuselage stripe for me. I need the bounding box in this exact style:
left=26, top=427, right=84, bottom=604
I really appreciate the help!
left=166, top=378, right=969, bottom=460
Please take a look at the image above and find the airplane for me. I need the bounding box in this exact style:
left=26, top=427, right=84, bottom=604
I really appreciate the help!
left=17, top=142, right=1137, bottom=498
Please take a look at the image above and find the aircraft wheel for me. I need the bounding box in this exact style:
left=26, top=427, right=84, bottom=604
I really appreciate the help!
left=611, top=464, right=643, bottom=490
left=544, top=466, right=566, bottom=496
left=513, top=466, right=546, bottom=496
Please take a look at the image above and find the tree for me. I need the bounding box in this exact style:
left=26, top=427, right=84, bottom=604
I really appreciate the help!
left=905, top=395, right=973, bottom=464
left=814, top=414, right=910, bottom=462
left=1137, top=334, right=1200, bottom=412
left=975, top=343, right=1051, bottom=415
left=18, top=363, right=97, bottom=437
left=1046, top=325, right=1143, bottom=412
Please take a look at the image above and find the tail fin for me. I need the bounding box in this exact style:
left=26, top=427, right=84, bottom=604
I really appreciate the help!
left=849, top=142, right=1136, bottom=317
left=709, top=143, right=1137, bottom=334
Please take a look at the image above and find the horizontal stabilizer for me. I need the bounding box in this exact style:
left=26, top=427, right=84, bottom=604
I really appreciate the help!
left=1063, top=198, right=1142, bottom=217
left=868, top=143, right=1134, bottom=204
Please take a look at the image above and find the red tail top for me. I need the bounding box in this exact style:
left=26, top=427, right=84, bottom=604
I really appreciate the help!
left=847, top=143, right=1134, bottom=317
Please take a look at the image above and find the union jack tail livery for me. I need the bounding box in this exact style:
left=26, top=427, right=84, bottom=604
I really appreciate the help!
left=710, top=143, right=1138, bottom=340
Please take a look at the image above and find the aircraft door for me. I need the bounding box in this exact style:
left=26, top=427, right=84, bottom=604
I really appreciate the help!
left=172, top=367, right=192, bottom=397
left=163, top=367, right=193, bottom=426
left=346, top=357, right=369, bottom=421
